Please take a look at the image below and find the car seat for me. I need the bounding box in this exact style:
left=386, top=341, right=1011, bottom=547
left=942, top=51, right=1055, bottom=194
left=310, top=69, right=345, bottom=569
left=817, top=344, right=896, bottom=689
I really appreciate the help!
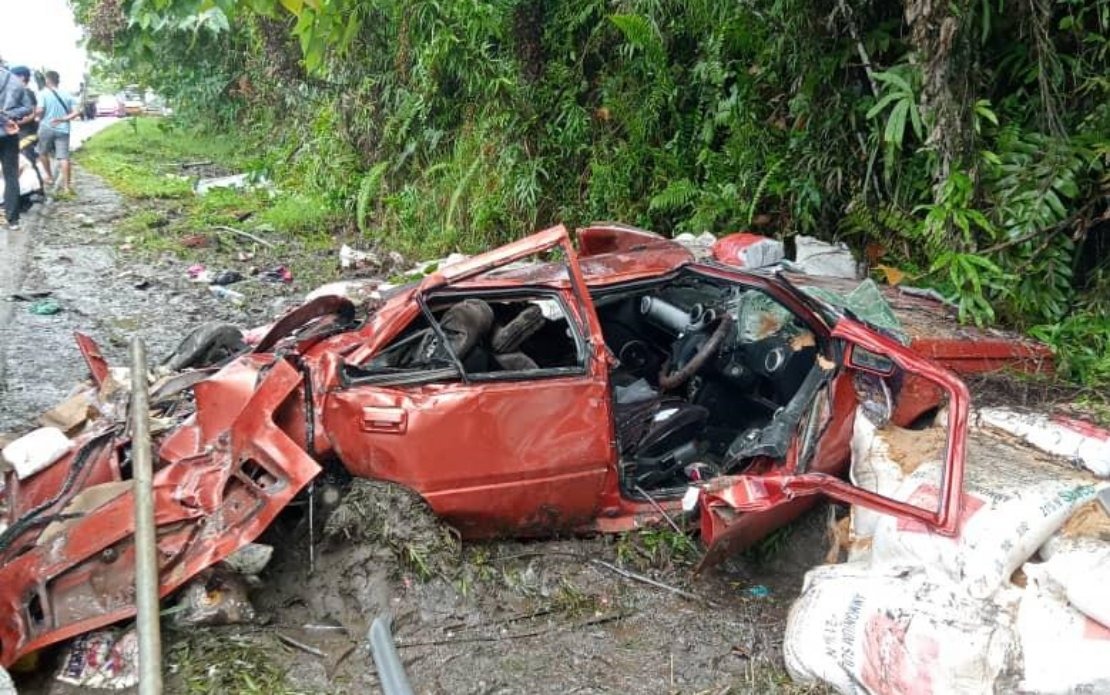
left=490, top=303, right=546, bottom=371
left=614, top=381, right=709, bottom=489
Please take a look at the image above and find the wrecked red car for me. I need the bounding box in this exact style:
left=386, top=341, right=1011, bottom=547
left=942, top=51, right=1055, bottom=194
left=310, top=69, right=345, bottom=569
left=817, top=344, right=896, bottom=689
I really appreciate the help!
left=0, top=224, right=1051, bottom=666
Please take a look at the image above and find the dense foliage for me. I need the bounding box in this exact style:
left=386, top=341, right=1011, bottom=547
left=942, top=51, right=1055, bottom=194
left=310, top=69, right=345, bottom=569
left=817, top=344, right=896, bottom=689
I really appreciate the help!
left=74, top=0, right=1109, bottom=384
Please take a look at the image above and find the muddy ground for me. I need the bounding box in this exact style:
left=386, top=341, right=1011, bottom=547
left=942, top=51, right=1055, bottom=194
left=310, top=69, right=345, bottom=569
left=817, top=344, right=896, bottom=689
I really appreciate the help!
left=1, top=169, right=834, bottom=694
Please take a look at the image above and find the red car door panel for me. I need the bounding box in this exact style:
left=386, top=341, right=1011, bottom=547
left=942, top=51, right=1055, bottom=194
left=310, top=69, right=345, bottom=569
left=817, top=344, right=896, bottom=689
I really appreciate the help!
left=325, top=376, right=612, bottom=536
left=324, top=225, right=615, bottom=537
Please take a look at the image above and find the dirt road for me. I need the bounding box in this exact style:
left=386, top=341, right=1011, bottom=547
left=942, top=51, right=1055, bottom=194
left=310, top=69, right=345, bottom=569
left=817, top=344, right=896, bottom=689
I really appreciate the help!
left=1, top=160, right=829, bottom=693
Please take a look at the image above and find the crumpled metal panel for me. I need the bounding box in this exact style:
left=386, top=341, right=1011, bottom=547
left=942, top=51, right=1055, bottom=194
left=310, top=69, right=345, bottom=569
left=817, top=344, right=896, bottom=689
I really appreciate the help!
left=0, top=360, right=319, bottom=667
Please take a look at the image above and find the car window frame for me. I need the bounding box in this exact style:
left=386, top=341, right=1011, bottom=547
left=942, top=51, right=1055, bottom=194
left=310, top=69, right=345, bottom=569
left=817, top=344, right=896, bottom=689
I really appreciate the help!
left=424, top=286, right=590, bottom=383
left=344, top=286, right=590, bottom=388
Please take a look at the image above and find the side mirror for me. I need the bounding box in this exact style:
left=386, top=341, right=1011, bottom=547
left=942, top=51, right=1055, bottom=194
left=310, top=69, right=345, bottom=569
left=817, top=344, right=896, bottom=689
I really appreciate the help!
left=848, top=345, right=896, bottom=376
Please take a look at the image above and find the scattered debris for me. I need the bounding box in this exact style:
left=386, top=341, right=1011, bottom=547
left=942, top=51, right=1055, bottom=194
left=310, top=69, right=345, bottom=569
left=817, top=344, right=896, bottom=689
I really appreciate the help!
left=340, top=244, right=379, bottom=270
left=259, top=265, right=293, bottom=283
left=746, top=585, right=771, bottom=599
left=1, top=427, right=73, bottom=479
left=209, top=284, right=245, bottom=305
left=210, top=269, right=245, bottom=286
left=789, top=235, right=861, bottom=279
left=28, top=299, right=62, bottom=315
left=212, top=224, right=276, bottom=248
left=6, top=290, right=52, bottom=302
left=171, top=569, right=257, bottom=628
left=180, top=233, right=211, bottom=248
left=55, top=627, right=139, bottom=690
left=195, top=173, right=272, bottom=196
left=276, top=632, right=327, bottom=658
left=711, top=232, right=784, bottom=269
left=591, top=559, right=712, bottom=605
left=37, top=391, right=95, bottom=433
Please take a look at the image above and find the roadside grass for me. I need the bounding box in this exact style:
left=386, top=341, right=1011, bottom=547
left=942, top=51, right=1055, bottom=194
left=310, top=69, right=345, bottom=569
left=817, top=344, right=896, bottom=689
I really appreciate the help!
left=77, top=118, right=245, bottom=199
left=166, top=631, right=308, bottom=695
left=76, top=118, right=349, bottom=290
left=614, top=526, right=700, bottom=571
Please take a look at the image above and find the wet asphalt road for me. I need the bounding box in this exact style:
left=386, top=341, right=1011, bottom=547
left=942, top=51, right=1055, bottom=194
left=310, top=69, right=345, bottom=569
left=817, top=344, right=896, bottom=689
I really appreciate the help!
left=0, top=118, right=234, bottom=431
left=0, top=119, right=117, bottom=423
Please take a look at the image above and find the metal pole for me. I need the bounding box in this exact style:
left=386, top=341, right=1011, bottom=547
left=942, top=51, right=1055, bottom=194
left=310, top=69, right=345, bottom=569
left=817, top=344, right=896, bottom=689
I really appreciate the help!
left=130, top=338, right=163, bottom=695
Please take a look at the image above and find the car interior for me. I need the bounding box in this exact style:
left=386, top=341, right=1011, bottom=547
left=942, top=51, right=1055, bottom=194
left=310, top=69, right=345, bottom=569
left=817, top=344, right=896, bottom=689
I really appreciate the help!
left=356, top=270, right=826, bottom=498
left=592, top=272, right=823, bottom=497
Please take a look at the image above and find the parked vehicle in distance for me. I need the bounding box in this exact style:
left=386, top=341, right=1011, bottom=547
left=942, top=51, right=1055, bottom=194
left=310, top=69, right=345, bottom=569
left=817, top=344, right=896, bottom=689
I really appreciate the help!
left=94, top=94, right=125, bottom=118
left=121, top=90, right=144, bottom=115
left=143, top=96, right=172, bottom=116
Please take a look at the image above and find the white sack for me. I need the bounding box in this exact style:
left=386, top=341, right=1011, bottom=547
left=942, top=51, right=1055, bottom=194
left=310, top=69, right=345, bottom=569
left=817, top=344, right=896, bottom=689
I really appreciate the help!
left=866, top=429, right=1103, bottom=598
left=847, top=412, right=945, bottom=560
left=1, top=427, right=73, bottom=480
left=1017, top=565, right=1110, bottom=694
left=1036, top=500, right=1110, bottom=628
left=794, top=235, right=861, bottom=279
left=785, top=562, right=1019, bottom=695
left=978, top=408, right=1110, bottom=478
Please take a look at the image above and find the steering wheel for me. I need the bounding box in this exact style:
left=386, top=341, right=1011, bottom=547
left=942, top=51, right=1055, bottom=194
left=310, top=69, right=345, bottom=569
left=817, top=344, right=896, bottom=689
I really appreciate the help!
left=658, top=314, right=734, bottom=391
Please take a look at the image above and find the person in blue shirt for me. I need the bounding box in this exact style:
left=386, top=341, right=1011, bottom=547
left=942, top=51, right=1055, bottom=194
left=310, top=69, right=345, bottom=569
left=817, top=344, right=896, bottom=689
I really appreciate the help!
left=1, top=63, right=32, bottom=229
left=37, top=70, right=81, bottom=195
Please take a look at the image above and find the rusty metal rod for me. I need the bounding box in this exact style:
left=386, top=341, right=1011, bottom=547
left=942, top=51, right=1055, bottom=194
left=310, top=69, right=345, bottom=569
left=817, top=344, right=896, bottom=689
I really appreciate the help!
left=130, top=338, right=163, bottom=694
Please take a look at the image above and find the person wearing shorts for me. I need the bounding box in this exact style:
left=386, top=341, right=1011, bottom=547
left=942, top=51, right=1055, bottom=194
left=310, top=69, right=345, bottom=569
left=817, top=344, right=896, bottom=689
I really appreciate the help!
left=37, top=70, right=80, bottom=195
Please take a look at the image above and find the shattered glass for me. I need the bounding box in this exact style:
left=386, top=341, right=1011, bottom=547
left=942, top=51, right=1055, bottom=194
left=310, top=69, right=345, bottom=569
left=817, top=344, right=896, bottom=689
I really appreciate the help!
left=802, top=279, right=909, bottom=344
left=727, top=289, right=797, bottom=342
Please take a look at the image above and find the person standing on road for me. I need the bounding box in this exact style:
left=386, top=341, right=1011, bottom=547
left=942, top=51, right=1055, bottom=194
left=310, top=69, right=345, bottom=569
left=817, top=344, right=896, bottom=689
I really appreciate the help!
left=37, top=71, right=81, bottom=195
left=1, top=63, right=33, bottom=230
left=10, top=67, right=45, bottom=199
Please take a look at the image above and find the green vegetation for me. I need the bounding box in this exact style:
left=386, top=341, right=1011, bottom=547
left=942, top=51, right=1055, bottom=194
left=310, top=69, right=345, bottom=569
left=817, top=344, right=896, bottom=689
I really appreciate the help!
left=78, top=118, right=243, bottom=198
left=76, top=119, right=342, bottom=290
left=73, top=0, right=1109, bottom=389
left=614, top=527, right=699, bottom=570
left=166, top=631, right=306, bottom=694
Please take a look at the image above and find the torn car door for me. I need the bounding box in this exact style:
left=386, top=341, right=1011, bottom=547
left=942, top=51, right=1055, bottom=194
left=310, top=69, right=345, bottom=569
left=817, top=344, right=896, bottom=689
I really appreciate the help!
left=698, top=317, right=969, bottom=564
left=323, top=225, right=616, bottom=536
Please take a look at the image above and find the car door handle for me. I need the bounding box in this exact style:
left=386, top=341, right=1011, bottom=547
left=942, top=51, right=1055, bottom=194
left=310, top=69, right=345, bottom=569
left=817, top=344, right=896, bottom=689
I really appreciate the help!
left=361, top=406, right=408, bottom=434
